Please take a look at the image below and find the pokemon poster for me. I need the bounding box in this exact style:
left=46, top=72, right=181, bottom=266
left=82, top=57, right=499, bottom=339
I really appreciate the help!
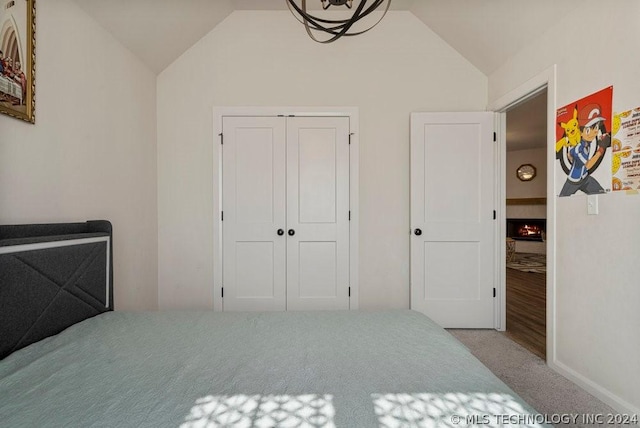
left=555, top=86, right=613, bottom=197
left=611, top=107, right=640, bottom=194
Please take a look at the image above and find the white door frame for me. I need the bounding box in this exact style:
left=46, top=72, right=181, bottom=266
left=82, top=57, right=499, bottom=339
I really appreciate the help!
left=488, top=65, right=557, bottom=363
left=212, top=106, right=360, bottom=312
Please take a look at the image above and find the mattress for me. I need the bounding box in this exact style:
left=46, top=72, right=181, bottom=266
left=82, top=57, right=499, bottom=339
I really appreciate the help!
left=0, top=310, right=546, bottom=427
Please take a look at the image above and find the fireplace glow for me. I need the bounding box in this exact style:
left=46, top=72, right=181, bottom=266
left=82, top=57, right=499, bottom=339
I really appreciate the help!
left=517, top=224, right=542, bottom=238
left=507, top=218, right=546, bottom=242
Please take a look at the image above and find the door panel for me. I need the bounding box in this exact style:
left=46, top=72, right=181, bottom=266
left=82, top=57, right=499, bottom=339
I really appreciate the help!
left=423, top=241, right=479, bottom=300
left=298, top=129, right=337, bottom=224
left=235, top=130, right=276, bottom=224
left=235, top=242, right=275, bottom=298
left=423, top=124, right=480, bottom=223
left=298, top=242, right=337, bottom=298
left=410, top=112, right=495, bottom=328
left=287, top=117, right=350, bottom=310
left=222, top=117, right=286, bottom=311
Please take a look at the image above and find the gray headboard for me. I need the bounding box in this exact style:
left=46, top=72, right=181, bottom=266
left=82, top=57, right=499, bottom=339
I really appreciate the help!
left=0, top=220, right=113, bottom=359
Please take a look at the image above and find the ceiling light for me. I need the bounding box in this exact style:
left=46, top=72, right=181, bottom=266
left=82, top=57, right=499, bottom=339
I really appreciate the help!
left=286, top=0, right=391, bottom=43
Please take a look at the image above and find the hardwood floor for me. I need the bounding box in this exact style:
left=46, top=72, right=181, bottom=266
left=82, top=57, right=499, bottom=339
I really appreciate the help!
left=504, top=267, right=546, bottom=360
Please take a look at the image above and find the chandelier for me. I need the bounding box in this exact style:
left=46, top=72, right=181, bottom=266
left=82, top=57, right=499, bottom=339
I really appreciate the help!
left=286, top=0, right=391, bottom=43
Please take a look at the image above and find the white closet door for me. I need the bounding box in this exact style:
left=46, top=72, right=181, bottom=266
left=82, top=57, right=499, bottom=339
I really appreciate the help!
left=286, top=117, right=350, bottom=310
left=410, top=112, right=495, bottom=328
left=222, top=117, right=286, bottom=311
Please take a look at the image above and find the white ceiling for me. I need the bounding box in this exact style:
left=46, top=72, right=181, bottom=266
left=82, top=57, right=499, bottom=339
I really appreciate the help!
left=409, top=0, right=582, bottom=75
left=74, top=0, right=236, bottom=73
left=73, top=0, right=583, bottom=75
left=506, top=89, right=547, bottom=152
left=72, top=0, right=558, bottom=151
left=233, top=0, right=416, bottom=10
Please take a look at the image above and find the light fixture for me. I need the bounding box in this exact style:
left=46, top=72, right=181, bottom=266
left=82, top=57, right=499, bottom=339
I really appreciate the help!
left=286, top=0, right=391, bottom=43
left=516, top=164, right=537, bottom=181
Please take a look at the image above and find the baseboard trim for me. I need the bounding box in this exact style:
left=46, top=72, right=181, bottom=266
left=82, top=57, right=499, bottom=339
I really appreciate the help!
left=549, top=358, right=640, bottom=419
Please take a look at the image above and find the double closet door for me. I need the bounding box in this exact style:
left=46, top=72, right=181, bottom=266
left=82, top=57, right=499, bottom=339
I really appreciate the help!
left=222, top=116, right=350, bottom=311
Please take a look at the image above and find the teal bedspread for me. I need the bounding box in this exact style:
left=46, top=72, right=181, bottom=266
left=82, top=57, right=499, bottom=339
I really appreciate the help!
left=0, top=310, right=546, bottom=427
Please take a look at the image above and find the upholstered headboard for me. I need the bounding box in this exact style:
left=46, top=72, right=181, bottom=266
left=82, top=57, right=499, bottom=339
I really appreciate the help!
left=0, top=221, right=113, bottom=359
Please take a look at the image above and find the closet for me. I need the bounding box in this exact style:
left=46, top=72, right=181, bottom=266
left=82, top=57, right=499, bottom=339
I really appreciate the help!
left=221, top=115, right=350, bottom=311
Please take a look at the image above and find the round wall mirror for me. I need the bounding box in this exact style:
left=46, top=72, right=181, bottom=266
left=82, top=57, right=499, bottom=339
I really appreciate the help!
left=516, top=164, right=536, bottom=181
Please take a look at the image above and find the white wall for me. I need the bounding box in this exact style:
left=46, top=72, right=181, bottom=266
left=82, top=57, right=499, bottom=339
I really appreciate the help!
left=506, top=148, right=546, bottom=199
left=157, top=11, right=487, bottom=310
left=0, top=0, right=158, bottom=311
left=506, top=148, right=547, bottom=254
left=490, top=0, right=640, bottom=414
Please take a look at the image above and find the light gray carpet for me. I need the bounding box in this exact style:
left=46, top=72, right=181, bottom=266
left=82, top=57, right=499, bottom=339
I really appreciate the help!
left=448, top=329, right=633, bottom=427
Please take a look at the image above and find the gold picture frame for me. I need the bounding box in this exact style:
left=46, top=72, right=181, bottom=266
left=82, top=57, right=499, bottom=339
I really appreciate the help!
left=0, top=0, right=36, bottom=123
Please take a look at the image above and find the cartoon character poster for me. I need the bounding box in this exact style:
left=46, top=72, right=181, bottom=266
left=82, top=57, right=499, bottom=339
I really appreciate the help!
left=555, top=86, right=613, bottom=197
left=611, top=107, right=640, bottom=194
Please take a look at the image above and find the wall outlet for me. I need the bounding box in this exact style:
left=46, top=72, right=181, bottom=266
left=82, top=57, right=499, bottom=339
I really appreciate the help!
left=587, top=194, right=599, bottom=215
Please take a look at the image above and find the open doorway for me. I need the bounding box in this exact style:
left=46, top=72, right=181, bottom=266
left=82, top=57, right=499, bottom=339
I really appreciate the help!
left=503, top=89, right=547, bottom=360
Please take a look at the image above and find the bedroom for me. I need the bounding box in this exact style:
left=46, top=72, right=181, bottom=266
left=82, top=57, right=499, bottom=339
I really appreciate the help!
left=1, top=0, right=638, bottom=424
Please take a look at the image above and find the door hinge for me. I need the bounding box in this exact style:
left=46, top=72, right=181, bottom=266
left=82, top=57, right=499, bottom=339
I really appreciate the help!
left=348, top=286, right=351, bottom=297
left=349, top=210, right=351, bottom=221
left=349, top=133, right=354, bottom=145
left=493, top=132, right=497, bottom=142
left=493, top=210, right=496, bottom=220
left=493, top=288, right=496, bottom=298
left=221, top=211, right=224, bottom=221
left=221, top=287, right=224, bottom=298
left=219, top=133, right=223, bottom=144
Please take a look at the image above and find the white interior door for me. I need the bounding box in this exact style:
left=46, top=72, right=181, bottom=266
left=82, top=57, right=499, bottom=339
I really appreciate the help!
left=410, top=112, right=496, bottom=328
left=286, top=117, right=350, bottom=310
left=222, top=117, right=286, bottom=311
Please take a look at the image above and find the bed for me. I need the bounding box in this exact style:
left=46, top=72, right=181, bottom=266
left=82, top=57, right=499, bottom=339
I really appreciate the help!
left=0, top=222, right=547, bottom=427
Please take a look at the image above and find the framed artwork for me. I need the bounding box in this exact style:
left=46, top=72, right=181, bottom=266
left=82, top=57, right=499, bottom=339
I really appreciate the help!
left=0, top=0, right=35, bottom=123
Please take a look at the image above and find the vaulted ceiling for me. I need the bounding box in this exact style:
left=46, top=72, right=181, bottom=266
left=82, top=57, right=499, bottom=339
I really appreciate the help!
left=73, top=0, right=583, bottom=75
left=72, top=0, right=572, bottom=151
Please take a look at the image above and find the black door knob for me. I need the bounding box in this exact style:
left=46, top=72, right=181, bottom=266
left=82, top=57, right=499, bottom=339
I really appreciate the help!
left=277, top=229, right=284, bottom=236
left=414, top=228, right=422, bottom=236
left=288, top=229, right=295, bottom=236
